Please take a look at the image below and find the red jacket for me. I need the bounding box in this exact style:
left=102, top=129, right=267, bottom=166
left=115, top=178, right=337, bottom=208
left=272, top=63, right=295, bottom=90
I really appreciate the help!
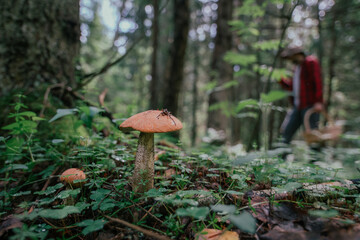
left=279, top=56, right=323, bottom=109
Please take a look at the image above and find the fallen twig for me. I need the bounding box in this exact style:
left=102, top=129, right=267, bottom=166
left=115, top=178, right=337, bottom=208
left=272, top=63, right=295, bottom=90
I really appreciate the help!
left=105, top=215, right=171, bottom=240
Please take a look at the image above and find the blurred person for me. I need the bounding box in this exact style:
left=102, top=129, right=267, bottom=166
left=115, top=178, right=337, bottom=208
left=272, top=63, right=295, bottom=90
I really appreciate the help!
left=278, top=47, right=324, bottom=144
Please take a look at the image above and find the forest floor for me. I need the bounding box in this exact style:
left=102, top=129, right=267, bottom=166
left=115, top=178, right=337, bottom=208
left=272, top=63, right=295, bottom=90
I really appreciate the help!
left=1, top=126, right=360, bottom=239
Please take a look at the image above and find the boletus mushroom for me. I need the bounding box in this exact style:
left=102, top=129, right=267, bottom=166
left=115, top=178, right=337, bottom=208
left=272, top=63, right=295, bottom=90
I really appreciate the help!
left=60, top=168, right=86, bottom=205
left=60, top=168, right=87, bottom=188
left=119, top=110, right=182, bottom=193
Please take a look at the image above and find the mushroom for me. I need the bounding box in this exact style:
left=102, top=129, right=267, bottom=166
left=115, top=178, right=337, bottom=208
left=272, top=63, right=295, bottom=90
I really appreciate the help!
left=60, top=168, right=87, bottom=188
left=119, top=110, right=183, bottom=193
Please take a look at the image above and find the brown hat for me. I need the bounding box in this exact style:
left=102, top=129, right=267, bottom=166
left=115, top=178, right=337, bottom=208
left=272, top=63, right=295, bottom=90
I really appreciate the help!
left=280, top=46, right=305, bottom=59
left=119, top=110, right=183, bottom=133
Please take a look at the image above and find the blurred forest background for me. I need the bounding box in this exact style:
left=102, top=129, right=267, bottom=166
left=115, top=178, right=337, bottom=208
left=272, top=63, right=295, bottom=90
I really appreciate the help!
left=1, top=0, right=359, bottom=149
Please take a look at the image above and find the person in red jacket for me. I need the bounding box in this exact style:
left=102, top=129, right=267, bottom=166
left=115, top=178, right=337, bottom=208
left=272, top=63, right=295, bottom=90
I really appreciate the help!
left=279, top=47, right=324, bottom=144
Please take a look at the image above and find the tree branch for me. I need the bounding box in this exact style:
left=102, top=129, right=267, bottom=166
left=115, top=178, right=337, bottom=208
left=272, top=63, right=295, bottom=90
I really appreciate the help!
left=80, top=36, right=144, bottom=87
left=264, top=0, right=300, bottom=93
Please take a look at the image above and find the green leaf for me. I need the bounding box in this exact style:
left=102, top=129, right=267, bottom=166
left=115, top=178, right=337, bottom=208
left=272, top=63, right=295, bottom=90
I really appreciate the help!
left=176, top=207, right=209, bottom=220
left=11, top=191, right=31, bottom=197
left=228, top=20, right=245, bottom=29
left=9, top=111, right=36, bottom=118
left=229, top=211, right=256, bottom=234
left=235, top=0, right=265, bottom=18
left=2, top=120, right=37, bottom=131
left=39, top=206, right=80, bottom=219
left=253, top=40, right=280, bottom=51
left=236, top=99, right=258, bottom=112
left=76, top=219, right=108, bottom=235
left=203, top=80, right=218, bottom=92
left=75, top=202, right=91, bottom=212
left=4, top=137, right=24, bottom=152
left=89, top=106, right=104, bottom=117
left=176, top=190, right=212, bottom=198
left=56, top=189, right=81, bottom=199
left=34, top=183, right=64, bottom=195
left=283, top=182, right=303, bottom=191
left=0, top=164, right=28, bottom=173
left=271, top=68, right=289, bottom=80
left=224, top=52, right=257, bottom=67
left=99, top=199, right=116, bottom=211
left=49, top=109, right=78, bottom=123
left=223, top=80, right=239, bottom=89
left=90, top=188, right=111, bottom=202
left=274, top=182, right=302, bottom=193
left=208, top=101, right=235, bottom=117
left=52, top=139, right=65, bottom=144
left=39, top=197, right=56, bottom=206
left=260, top=90, right=288, bottom=103
left=32, top=116, right=45, bottom=121
left=309, top=209, right=339, bottom=218
left=224, top=190, right=244, bottom=196
left=211, top=204, right=237, bottom=215
left=144, top=188, right=168, bottom=198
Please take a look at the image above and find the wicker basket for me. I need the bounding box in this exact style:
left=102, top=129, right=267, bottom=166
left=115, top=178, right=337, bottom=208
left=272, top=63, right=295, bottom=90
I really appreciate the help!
left=303, top=108, right=343, bottom=144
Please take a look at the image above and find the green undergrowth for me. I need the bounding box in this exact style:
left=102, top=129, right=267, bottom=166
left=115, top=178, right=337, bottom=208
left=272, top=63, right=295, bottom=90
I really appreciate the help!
left=1, top=100, right=360, bottom=239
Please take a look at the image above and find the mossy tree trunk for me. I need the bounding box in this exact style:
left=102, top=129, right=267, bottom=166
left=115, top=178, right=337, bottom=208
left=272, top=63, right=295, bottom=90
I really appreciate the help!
left=0, top=0, right=80, bottom=120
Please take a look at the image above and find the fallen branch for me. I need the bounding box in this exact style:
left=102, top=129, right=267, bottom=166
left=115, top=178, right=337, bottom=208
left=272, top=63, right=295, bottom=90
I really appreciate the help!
left=105, top=215, right=171, bottom=240
left=248, top=180, right=357, bottom=202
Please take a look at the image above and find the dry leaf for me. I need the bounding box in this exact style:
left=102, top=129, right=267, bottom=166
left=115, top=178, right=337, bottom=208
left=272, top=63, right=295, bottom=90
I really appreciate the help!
left=164, top=168, right=176, bottom=179
left=195, top=228, right=239, bottom=240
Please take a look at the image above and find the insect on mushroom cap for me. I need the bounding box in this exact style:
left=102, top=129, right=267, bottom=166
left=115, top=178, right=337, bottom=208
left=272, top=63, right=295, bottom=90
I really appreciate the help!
left=119, top=110, right=183, bottom=133
left=60, top=168, right=86, bottom=187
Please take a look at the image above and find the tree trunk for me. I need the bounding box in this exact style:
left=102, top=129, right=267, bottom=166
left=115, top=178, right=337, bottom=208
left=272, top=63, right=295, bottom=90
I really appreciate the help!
left=0, top=0, right=80, bottom=107
left=207, top=0, right=234, bottom=133
left=162, top=0, right=190, bottom=117
left=150, top=0, right=160, bottom=109
left=326, top=7, right=337, bottom=111
left=316, top=2, right=324, bottom=70
left=191, top=44, right=200, bottom=147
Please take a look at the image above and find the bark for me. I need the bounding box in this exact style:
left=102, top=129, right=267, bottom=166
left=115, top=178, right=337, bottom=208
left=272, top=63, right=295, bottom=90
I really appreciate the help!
left=207, top=0, right=234, bottom=132
left=162, top=0, right=190, bottom=117
left=0, top=0, right=80, bottom=105
left=191, top=45, right=199, bottom=147
left=316, top=2, right=324, bottom=69
left=326, top=9, right=337, bottom=111
left=132, top=132, right=155, bottom=193
left=150, top=0, right=160, bottom=109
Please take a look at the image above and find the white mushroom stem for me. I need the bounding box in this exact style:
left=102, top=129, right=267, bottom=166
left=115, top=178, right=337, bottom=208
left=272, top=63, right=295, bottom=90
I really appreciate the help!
left=132, top=132, right=155, bottom=193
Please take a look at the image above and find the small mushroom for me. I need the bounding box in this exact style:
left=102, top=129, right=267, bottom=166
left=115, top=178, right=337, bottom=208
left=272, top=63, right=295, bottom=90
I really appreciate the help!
left=119, top=110, right=183, bottom=193
left=60, top=168, right=86, bottom=188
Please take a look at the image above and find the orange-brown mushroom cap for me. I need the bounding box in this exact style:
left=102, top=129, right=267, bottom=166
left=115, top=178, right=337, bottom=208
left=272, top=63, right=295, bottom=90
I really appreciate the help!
left=60, top=168, right=86, bottom=187
left=119, top=110, right=183, bottom=133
